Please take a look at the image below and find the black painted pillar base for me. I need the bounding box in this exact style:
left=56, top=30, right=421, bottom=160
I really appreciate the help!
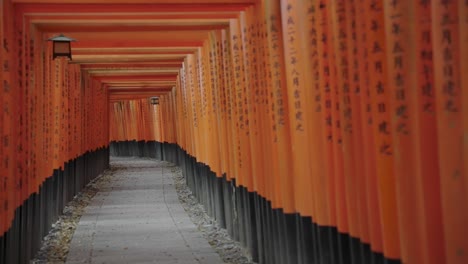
left=0, top=147, right=109, bottom=264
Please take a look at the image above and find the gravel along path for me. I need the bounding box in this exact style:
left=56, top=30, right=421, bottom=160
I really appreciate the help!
left=171, top=165, right=256, bottom=264
left=31, top=166, right=118, bottom=263
left=31, top=157, right=255, bottom=264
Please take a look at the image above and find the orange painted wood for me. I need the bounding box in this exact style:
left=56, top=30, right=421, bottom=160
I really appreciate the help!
left=312, top=1, right=338, bottom=229
left=14, top=8, right=25, bottom=206
left=39, top=25, right=230, bottom=34
left=345, top=0, right=370, bottom=243
left=215, top=30, right=229, bottom=177
left=240, top=8, right=261, bottom=194
left=0, top=0, right=5, bottom=235
left=13, top=0, right=257, bottom=4
left=365, top=0, right=401, bottom=259
left=432, top=1, right=467, bottom=263
left=280, top=0, right=313, bottom=217
left=3, top=1, right=468, bottom=262
left=460, top=5, right=468, bottom=261
left=253, top=1, right=277, bottom=206
left=354, top=0, right=384, bottom=253
left=229, top=17, right=252, bottom=188
left=258, top=0, right=279, bottom=208
left=383, top=1, right=426, bottom=263
left=209, top=32, right=223, bottom=176
left=0, top=0, right=16, bottom=234
left=327, top=0, right=349, bottom=234
left=221, top=29, right=237, bottom=181
left=15, top=3, right=252, bottom=14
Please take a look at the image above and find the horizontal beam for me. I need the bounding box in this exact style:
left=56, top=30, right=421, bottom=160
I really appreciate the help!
left=73, top=54, right=187, bottom=60
left=109, top=88, right=173, bottom=92
left=39, top=24, right=228, bottom=33
left=71, top=57, right=185, bottom=64
left=80, top=62, right=183, bottom=68
left=95, top=75, right=177, bottom=81
left=75, top=47, right=197, bottom=52
left=71, top=40, right=203, bottom=49
left=14, top=0, right=256, bottom=4
left=106, top=83, right=176, bottom=86
left=27, top=13, right=238, bottom=20
left=16, top=3, right=253, bottom=13
left=87, top=69, right=180, bottom=75
left=52, top=30, right=209, bottom=42
left=109, top=95, right=168, bottom=102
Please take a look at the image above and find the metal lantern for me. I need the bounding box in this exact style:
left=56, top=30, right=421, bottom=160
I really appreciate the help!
left=48, top=34, right=76, bottom=60
left=150, top=97, right=160, bottom=105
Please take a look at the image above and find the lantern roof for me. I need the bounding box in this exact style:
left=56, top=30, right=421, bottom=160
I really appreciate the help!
left=48, top=34, right=77, bottom=42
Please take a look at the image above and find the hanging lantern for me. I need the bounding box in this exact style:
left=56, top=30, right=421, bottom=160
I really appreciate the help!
left=150, top=97, right=160, bottom=105
left=48, top=34, right=76, bottom=60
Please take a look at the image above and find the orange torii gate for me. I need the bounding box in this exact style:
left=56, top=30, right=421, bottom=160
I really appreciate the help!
left=1, top=0, right=468, bottom=264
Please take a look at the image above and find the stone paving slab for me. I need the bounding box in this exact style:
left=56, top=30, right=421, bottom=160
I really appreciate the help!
left=66, top=157, right=224, bottom=264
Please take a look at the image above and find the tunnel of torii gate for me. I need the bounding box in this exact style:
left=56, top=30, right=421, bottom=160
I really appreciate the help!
left=0, top=0, right=467, bottom=263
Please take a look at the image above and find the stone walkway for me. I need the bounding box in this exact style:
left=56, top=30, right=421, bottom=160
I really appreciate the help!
left=66, top=157, right=223, bottom=264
